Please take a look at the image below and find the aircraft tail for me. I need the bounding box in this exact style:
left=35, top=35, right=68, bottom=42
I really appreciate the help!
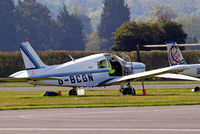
left=19, top=40, right=47, bottom=70
left=166, top=41, right=186, bottom=66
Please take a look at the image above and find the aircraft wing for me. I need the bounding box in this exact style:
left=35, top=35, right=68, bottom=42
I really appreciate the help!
left=155, top=73, right=200, bottom=81
left=104, top=65, right=191, bottom=85
left=0, top=77, right=59, bottom=82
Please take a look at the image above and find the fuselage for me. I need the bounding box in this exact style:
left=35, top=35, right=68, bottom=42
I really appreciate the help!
left=10, top=53, right=145, bottom=87
left=180, top=64, right=200, bottom=78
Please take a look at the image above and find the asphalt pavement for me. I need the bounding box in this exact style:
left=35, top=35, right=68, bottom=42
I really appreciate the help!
left=0, top=106, right=200, bottom=134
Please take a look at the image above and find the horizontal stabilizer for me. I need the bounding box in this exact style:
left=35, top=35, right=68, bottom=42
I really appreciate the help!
left=144, top=43, right=200, bottom=48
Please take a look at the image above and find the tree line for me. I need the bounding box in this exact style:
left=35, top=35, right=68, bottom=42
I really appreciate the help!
left=0, top=50, right=199, bottom=77
left=0, top=0, right=187, bottom=52
left=112, top=16, right=187, bottom=51
left=0, top=0, right=84, bottom=51
left=87, top=1, right=187, bottom=51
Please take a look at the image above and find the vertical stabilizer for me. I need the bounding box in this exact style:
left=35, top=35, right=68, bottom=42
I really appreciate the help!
left=19, top=41, right=47, bottom=70
left=166, top=41, right=186, bottom=66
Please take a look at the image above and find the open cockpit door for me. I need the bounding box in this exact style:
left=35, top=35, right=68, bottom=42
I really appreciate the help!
left=120, top=53, right=133, bottom=76
left=97, top=53, right=135, bottom=77
left=98, top=54, right=123, bottom=76
left=106, top=54, right=123, bottom=76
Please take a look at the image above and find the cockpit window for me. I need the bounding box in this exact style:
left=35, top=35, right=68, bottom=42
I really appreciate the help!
left=98, top=59, right=116, bottom=75
left=98, top=60, right=107, bottom=69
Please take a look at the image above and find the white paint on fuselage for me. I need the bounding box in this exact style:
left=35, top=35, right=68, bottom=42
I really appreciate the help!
left=11, top=53, right=145, bottom=87
left=29, top=72, right=111, bottom=87
left=180, top=64, right=200, bottom=77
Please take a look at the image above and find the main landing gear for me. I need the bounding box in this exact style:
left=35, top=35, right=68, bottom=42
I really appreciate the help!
left=69, top=87, right=77, bottom=96
left=120, top=83, right=136, bottom=95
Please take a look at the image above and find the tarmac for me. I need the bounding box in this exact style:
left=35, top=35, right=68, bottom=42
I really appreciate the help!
left=0, top=105, right=200, bottom=134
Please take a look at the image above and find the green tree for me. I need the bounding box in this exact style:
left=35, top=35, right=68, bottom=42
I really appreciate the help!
left=98, top=0, right=130, bottom=51
left=57, top=5, right=85, bottom=50
left=112, top=21, right=164, bottom=51
left=157, top=16, right=187, bottom=44
left=112, top=17, right=187, bottom=51
left=15, top=0, right=56, bottom=51
left=0, top=0, right=16, bottom=51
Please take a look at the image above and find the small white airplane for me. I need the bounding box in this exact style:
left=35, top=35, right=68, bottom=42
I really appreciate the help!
left=145, top=41, right=200, bottom=80
left=0, top=40, right=199, bottom=96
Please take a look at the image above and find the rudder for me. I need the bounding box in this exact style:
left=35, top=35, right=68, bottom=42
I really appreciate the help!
left=166, top=41, right=186, bottom=66
left=19, top=40, right=47, bottom=70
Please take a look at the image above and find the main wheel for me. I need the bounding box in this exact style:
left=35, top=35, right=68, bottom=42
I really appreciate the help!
left=129, top=87, right=136, bottom=95
left=122, top=88, right=128, bottom=95
left=69, top=89, right=77, bottom=96
left=122, top=87, right=136, bottom=95
left=194, top=86, right=200, bottom=92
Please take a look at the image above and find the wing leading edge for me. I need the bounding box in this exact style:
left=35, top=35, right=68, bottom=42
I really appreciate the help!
left=105, top=65, right=196, bottom=85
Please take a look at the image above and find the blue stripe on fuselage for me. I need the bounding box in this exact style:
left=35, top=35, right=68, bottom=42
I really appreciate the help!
left=27, top=66, right=145, bottom=79
left=133, top=67, right=145, bottom=70
left=28, top=68, right=109, bottom=78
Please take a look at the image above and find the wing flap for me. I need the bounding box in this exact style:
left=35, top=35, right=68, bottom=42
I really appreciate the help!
left=156, top=73, right=200, bottom=81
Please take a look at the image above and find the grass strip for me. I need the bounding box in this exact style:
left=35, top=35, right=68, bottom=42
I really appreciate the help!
left=0, top=80, right=199, bottom=87
left=0, top=88, right=199, bottom=110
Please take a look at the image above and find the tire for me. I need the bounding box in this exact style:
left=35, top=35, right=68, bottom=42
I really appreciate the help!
left=122, top=87, right=136, bottom=95
left=69, top=89, right=77, bottom=96
left=130, top=88, right=136, bottom=95
left=194, top=86, right=200, bottom=92
left=122, top=88, right=128, bottom=95
left=126, top=87, right=136, bottom=95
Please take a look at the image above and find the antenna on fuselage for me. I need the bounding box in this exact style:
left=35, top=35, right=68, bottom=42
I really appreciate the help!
left=68, top=54, right=75, bottom=61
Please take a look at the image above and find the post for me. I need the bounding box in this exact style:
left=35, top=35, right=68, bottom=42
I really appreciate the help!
left=58, top=91, right=61, bottom=96
left=136, top=44, right=142, bottom=62
left=142, top=80, right=146, bottom=95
